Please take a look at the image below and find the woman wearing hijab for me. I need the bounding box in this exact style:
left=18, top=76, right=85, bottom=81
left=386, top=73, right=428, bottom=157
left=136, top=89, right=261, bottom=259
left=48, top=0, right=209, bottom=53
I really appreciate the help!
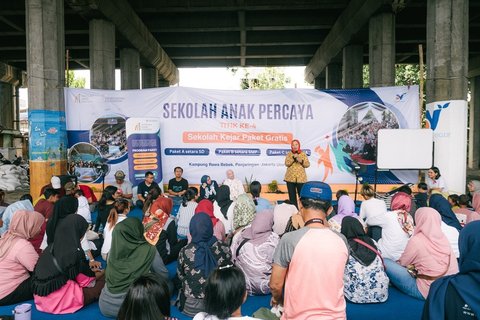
left=422, top=221, right=480, bottom=319
left=0, top=211, right=44, bottom=305
left=200, top=175, right=219, bottom=202
left=384, top=207, right=458, bottom=300
left=32, top=214, right=105, bottom=314
left=99, top=218, right=170, bottom=318
left=468, top=180, right=480, bottom=213
left=41, top=196, right=101, bottom=268
left=191, top=200, right=225, bottom=242
left=230, top=209, right=279, bottom=295
left=340, top=216, right=389, bottom=303
left=429, top=194, right=461, bottom=258
left=232, top=193, right=257, bottom=233
left=390, top=192, right=415, bottom=237
left=328, top=195, right=365, bottom=233
left=213, top=185, right=234, bottom=234
left=284, top=139, right=310, bottom=209
left=153, top=194, right=187, bottom=264
left=176, top=213, right=232, bottom=316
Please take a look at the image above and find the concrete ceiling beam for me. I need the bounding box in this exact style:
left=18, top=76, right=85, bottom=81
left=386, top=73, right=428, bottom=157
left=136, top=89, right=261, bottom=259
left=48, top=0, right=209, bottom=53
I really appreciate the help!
left=304, top=0, right=386, bottom=83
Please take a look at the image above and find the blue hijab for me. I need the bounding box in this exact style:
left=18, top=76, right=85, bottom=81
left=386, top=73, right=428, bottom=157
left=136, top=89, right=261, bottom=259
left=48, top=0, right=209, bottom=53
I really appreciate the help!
left=423, top=221, right=480, bottom=319
left=429, top=194, right=462, bottom=231
left=190, top=212, right=218, bottom=277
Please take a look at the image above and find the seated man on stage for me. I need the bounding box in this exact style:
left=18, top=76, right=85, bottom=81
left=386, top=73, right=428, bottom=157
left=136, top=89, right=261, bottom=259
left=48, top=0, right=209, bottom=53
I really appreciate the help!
left=136, top=171, right=159, bottom=209
left=167, top=167, right=189, bottom=209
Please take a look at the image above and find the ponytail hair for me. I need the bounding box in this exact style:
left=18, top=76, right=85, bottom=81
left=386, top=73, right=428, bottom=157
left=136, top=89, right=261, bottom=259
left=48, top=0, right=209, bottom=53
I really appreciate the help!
left=99, top=186, right=118, bottom=211
left=182, top=187, right=198, bottom=207
left=250, top=181, right=261, bottom=206
left=107, top=198, right=130, bottom=228
left=143, top=187, right=161, bottom=213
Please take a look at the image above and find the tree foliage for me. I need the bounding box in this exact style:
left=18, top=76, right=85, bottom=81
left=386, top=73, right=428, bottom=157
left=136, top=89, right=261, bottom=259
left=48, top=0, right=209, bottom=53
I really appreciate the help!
left=239, top=67, right=291, bottom=90
left=65, top=70, right=86, bottom=88
left=362, top=64, right=425, bottom=88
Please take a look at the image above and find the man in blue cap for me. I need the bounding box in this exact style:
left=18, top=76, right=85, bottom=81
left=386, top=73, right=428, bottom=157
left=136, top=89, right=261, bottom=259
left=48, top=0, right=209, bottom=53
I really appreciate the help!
left=269, top=181, right=349, bottom=320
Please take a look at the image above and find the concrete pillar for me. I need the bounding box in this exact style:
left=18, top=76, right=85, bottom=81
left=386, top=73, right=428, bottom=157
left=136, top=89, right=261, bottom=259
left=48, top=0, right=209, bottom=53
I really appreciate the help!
left=369, top=12, right=395, bottom=87
left=314, top=70, right=326, bottom=90
left=469, top=77, right=480, bottom=169
left=26, top=0, right=67, bottom=197
left=426, top=0, right=469, bottom=193
left=120, top=48, right=140, bottom=90
left=14, top=86, right=19, bottom=131
left=0, top=83, right=14, bottom=130
left=325, top=63, right=342, bottom=89
left=343, top=45, right=364, bottom=89
left=158, top=76, right=170, bottom=88
left=142, top=67, right=158, bottom=89
left=89, top=19, right=115, bottom=90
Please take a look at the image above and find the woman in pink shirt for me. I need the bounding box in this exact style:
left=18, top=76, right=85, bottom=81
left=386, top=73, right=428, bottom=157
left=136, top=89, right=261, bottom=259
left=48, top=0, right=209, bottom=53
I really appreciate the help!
left=384, top=207, right=458, bottom=300
left=0, top=210, right=44, bottom=305
left=32, top=214, right=105, bottom=314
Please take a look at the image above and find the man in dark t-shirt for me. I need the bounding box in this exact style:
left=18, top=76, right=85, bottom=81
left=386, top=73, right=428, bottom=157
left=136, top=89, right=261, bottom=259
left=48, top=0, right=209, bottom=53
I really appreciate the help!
left=167, top=167, right=189, bottom=206
left=136, top=171, right=159, bottom=208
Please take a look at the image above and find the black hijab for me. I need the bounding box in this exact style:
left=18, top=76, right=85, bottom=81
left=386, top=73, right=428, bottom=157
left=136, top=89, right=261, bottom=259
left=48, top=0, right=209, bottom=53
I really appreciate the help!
left=215, top=185, right=233, bottom=218
left=341, top=216, right=377, bottom=266
left=46, top=196, right=79, bottom=245
left=33, top=214, right=90, bottom=296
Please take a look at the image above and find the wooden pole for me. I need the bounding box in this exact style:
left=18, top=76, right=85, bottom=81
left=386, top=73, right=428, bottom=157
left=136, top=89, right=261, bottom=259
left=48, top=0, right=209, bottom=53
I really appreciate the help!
left=418, top=44, right=424, bottom=128
left=66, top=49, right=70, bottom=87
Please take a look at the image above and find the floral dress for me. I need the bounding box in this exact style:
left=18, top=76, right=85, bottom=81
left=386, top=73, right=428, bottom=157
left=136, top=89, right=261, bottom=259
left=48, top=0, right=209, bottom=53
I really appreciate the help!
left=343, top=242, right=389, bottom=303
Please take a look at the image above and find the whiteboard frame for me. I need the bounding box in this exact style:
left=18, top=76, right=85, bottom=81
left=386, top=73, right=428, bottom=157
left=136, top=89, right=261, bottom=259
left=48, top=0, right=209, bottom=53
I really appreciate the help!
left=376, top=129, right=434, bottom=170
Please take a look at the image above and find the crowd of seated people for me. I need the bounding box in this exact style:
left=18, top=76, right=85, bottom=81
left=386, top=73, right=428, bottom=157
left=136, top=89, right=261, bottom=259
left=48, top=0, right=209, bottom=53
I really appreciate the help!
left=0, top=170, right=479, bottom=320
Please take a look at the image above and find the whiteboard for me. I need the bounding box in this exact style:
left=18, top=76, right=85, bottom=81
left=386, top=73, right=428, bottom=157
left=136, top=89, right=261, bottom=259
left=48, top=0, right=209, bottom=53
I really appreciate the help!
left=377, top=129, right=433, bottom=169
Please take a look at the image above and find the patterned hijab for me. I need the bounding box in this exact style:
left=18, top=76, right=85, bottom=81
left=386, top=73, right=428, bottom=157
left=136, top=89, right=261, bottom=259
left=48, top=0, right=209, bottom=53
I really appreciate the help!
left=0, top=210, right=44, bottom=259
left=233, top=193, right=256, bottom=230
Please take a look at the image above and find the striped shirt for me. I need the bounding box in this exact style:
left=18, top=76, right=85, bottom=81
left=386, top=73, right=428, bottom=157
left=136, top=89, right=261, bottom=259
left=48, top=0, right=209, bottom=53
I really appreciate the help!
left=177, top=201, right=198, bottom=237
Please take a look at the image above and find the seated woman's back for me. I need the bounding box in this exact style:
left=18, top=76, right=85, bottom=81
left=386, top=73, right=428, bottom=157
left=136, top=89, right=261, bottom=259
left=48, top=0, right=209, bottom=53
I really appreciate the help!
left=177, top=213, right=232, bottom=317
left=99, top=218, right=158, bottom=318
left=329, top=195, right=365, bottom=233
left=231, top=209, right=279, bottom=295
left=340, top=216, right=389, bottom=303
left=0, top=210, right=44, bottom=306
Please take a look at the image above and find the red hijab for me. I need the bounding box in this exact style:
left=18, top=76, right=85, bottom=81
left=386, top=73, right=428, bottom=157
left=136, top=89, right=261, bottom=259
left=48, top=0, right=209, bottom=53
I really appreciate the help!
left=195, top=199, right=218, bottom=226
left=291, top=139, right=301, bottom=154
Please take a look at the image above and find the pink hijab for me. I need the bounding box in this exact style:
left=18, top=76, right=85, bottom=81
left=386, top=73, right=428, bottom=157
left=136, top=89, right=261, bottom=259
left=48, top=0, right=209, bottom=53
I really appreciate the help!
left=411, top=207, right=452, bottom=270
left=0, top=210, right=44, bottom=259
left=332, top=195, right=357, bottom=223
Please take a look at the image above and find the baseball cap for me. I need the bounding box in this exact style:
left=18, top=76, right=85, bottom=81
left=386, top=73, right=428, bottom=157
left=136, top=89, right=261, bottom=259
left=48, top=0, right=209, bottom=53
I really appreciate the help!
left=64, top=181, right=76, bottom=192
left=300, top=181, right=332, bottom=202
left=51, top=176, right=61, bottom=189
left=114, top=170, right=126, bottom=179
